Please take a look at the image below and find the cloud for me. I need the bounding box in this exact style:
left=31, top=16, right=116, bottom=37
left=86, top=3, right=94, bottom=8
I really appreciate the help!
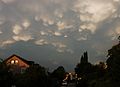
left=115, top=27, right=120, bottom=34
left=66, top=49, right=74, bottom=54
left=22, top=19, right=31, bottom=29
left=77, top=37, right=87, bottom=41
left=113, top=0, right=120, bottom=2
left=107, top=26, right=120, bottom=40
left=1, top=40, right=15, bottom=47
left=57, top=21, right=74, bottom=31
left=64, top=35, right=68, bottom=38
left=0, top=17, right=5, bottom=25
left=0, top=30, right=3, bottom=34
left=40, top=31, right=48, bottom=36
left=35, top=39, right=48, bottom=46
left=75, top=0, right=116, bottom=22
left=57, top=21, right=66, bottom=30
left=52, top=42, right=66, bottom=48
left=13, top=35, right=33, bottom=41
left=74, top=0, right=117, bottom=33
left=51, top=42, right=73, bottom=53
left=51, top=42, right=67, bottom=53
left=1, top=0, right=16, bottom=4
left=54, top=10, right=63, bottom=18
left=12, top=24, right=22, bottom=35
left=54, top=31, right=62, bottom=36
left=80, top=23, right=96, bottom=33
left=36, top=15, right=55, bottom=25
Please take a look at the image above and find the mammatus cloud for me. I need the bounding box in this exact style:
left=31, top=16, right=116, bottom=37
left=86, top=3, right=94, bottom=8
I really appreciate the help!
left=13, top=24, right=22, bottom=35
left=54, top=31, right=62, bottom=36
left=35, top=39, right=48, bottom=46
left=0, top=40, right=15, bottom=47
left=12, top=35, right=33, bottom=42
left=22, top=19, right=31, bottom=29
left=107, top=26, right=120, bottom=40
left=0, top=0, right=119, bottom=50
left=40, top=31, right=48, bottom=36
left=74, top=0, right=118, bottom=33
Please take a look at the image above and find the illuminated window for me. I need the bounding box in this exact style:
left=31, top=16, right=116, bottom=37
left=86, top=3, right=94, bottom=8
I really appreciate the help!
left=15, top=60, right=18, bottom=64
left=11, top=60, right=14, bottom=64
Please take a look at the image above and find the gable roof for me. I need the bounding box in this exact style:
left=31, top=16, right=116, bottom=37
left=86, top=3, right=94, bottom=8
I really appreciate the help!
left=4, top=54, right=34, bottom=65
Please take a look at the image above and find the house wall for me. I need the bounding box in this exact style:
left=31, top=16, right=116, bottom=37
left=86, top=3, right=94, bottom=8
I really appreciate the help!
left=6, top=56, right=30, bottom=68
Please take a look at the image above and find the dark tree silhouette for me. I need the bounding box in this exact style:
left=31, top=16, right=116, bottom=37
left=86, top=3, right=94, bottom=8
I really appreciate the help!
left=51, top=66, right=66, bottom=81
left=75, top=52, right=93, bottom=77
left=0, top=61, right=13, bottom=87
left=15, top=64, right=48, bottom=87
left=81, top=52, right=88, bottom=64
left=92, top=37, right=120, bottom=87
left=106, top=42, right=120, bottom=81
left=75, top=52, right=107, bottom=87
left=51, top=66, right=66, bottom=87
left=75, top=52, right=94, bottom=87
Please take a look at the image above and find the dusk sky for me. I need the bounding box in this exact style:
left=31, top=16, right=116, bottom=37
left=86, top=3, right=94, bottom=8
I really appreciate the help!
left=0, top=0, right=120, bottom=71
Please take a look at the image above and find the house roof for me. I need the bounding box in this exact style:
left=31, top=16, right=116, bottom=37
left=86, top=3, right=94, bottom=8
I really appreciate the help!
left=3, top=54, right=34, bottom=65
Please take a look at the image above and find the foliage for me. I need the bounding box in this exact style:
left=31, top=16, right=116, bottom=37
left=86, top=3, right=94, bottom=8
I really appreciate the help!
left=75, top=52, right=107, bottom=87
left=92, top=38, right=120, bottom=87
left=75, top=52, right=94, bottom=77
left=51, top=66, right=66, bottom=81
left=0, top=59, right=66, bottom=87
left=0, top=61, right=13, bottom=87
left=15, top=64, right=48, bottom=87
left=107, top=43, right=120, bottom=80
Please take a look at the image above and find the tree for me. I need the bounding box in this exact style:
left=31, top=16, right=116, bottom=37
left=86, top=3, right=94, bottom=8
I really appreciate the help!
left=52, top=66, right=66, bottom=81
left=15, top=64, right=48, bottom=87
left=92, top=37, right=120, bottom=87
left=81, top=52, right=88, bottom=64
left=0, top=61, right=13, bottom=87
left=75, top=52, right=94, bottom=87
left=50, top=66, right=66, bottom=87
left=106, top=42, right=120, bottom=81
left=75, top=52, right=93, bottom=77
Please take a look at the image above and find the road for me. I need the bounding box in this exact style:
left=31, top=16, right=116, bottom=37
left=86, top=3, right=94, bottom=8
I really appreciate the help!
left=61, top=83, right=76, bottom=87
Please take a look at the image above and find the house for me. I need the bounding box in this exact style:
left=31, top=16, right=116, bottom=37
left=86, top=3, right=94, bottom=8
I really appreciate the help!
left=4, top=54, right=34, bottom=74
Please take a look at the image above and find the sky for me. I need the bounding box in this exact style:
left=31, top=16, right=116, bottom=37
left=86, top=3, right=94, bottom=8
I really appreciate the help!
left=0, top=0, right=120, bottom=71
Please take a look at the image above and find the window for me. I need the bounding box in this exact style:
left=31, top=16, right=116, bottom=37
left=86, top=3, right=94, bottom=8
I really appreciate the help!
left=11, top=60, right=14, bottom=64
left=15, top=60, right=18, bottom=64
left=10, top=60, right=19, bottom=64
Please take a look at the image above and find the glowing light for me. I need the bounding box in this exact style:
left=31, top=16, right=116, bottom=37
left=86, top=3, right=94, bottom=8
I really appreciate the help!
left=15, top=60, right=19, bottom=64
left=78, top=77, right=82, bottom=80
left=11, top=60, right=14, bottom=64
